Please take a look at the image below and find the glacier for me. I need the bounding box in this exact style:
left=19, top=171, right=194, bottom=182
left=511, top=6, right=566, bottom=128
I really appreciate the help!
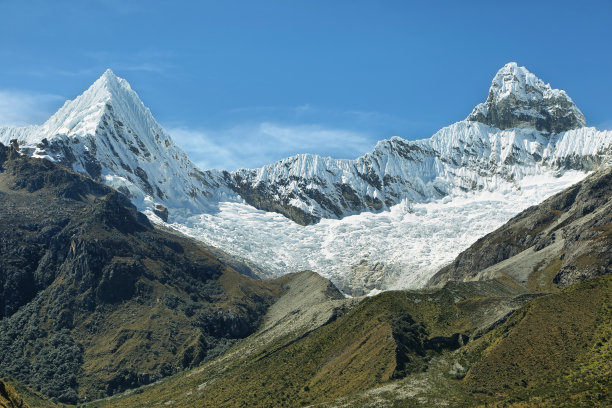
left=1, top=62, right=611, bottom=294
left=166, top=170, right=586, bottom=294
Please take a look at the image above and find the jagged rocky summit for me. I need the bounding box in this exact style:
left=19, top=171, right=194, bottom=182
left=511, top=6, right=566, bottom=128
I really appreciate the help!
left=467, top=62, right=586, bottom=133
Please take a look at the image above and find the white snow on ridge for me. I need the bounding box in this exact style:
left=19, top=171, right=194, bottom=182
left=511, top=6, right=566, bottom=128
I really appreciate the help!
left=0, top=69, right=237, bottom=214
left=164, top=171, right=586, bottom=293
left=469, top=62, right=585, bottom=121
left=234, top=120, right=612, bottom=223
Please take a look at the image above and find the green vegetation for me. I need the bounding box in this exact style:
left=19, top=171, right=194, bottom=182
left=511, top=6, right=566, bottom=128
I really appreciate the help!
left=85, top=281, right=537, bottom=407
left=526, top=256, right=563, bottom=292
left=2, top=378, right=59, bottom=408
left=461, top=273, right=612, bottom=407
left=1, top=143, right=610, bottom=407
left=0, top=378, right=29, bottom=408
left=0, top=146, right=284, bottom=404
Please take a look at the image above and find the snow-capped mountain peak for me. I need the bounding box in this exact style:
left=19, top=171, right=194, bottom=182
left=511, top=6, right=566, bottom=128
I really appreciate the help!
left=467, top=62, right=586, bottom=133
left=489, top=62, right=553, bottom=102
left=39, top=68, right=152, bottom=139
left=0, top=70, right=233, bottom=218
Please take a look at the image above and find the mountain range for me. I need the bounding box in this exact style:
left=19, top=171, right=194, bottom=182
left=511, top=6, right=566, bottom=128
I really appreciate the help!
left=76, top=141, right=611, bottom=407
left=1, top=62, right=611, bottom=294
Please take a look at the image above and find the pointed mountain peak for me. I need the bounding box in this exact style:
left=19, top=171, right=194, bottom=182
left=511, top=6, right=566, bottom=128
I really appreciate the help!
left=90, top=69, right=134, bottom=101
left=102, top=68, right=117, bottom=78
left=40, top=69, right=146, bottom=137
left=488, top=62, right=553, bottom=102
left=467, top=62, right=586, bottom=133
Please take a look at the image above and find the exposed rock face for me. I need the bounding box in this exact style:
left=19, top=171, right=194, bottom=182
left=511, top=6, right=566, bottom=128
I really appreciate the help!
left=253, top=270, right=353, bottom=347
left=428, top=165, right=612, bottom=290
left=153, top=203, right=169, bottom=222
left=467, top=62, right=586, bottom=133
left=343, top=260, right=387, bottom=296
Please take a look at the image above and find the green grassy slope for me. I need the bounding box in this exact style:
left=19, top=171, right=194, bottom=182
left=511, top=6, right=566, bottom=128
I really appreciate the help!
left=461, top=273, right=611, bottom=407
left=86, top=280, right=533, bottom=407
left=0, top=379, right=26, bottom=408
left=0, top=378, right=60, bottom=408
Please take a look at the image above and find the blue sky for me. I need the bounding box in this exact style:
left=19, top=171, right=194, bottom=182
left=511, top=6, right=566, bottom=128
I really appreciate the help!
left=1, top=0, right=611, bottom=170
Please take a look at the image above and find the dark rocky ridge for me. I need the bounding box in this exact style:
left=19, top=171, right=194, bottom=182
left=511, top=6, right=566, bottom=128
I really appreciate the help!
left=0, top=143, right=285, bottom=403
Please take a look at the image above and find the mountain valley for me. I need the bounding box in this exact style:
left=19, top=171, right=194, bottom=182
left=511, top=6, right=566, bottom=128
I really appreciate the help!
left=0, top=62, right=610, bottom=407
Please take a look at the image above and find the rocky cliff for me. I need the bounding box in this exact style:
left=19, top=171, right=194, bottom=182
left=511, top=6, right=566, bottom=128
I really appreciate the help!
left=467, top=62, right=586, bottom=133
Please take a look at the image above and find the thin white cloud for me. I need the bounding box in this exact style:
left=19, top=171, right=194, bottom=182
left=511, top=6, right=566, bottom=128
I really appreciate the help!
left=23, top=48, right=175, bottom=78
left=167, top=122, right=376, bottom=171
left=83, top=49, right=175, bottom=74
left=0, top=90, right=64, bottom=127
left=258, top=122, right=373, bottom=156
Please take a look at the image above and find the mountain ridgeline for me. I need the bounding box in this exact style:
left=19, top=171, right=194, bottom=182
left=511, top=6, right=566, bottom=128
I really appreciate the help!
left=1, top=63, right=611, bottom=226
left=81, top=146, right=611, bottom=408
left=3, top=139, right=610, bottom=407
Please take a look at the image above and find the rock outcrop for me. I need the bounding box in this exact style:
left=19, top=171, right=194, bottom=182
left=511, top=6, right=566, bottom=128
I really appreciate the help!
left=467, top=62, right=586, bottom=133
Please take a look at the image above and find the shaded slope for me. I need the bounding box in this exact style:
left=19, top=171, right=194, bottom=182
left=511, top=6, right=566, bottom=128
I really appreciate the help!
left=429, top=165, right=612, bottom=290
left=0, top=143, right=283, bottom=403
left=302, top=275, right=611, bottom=408
left=0, top=378, right=28, bottom=408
